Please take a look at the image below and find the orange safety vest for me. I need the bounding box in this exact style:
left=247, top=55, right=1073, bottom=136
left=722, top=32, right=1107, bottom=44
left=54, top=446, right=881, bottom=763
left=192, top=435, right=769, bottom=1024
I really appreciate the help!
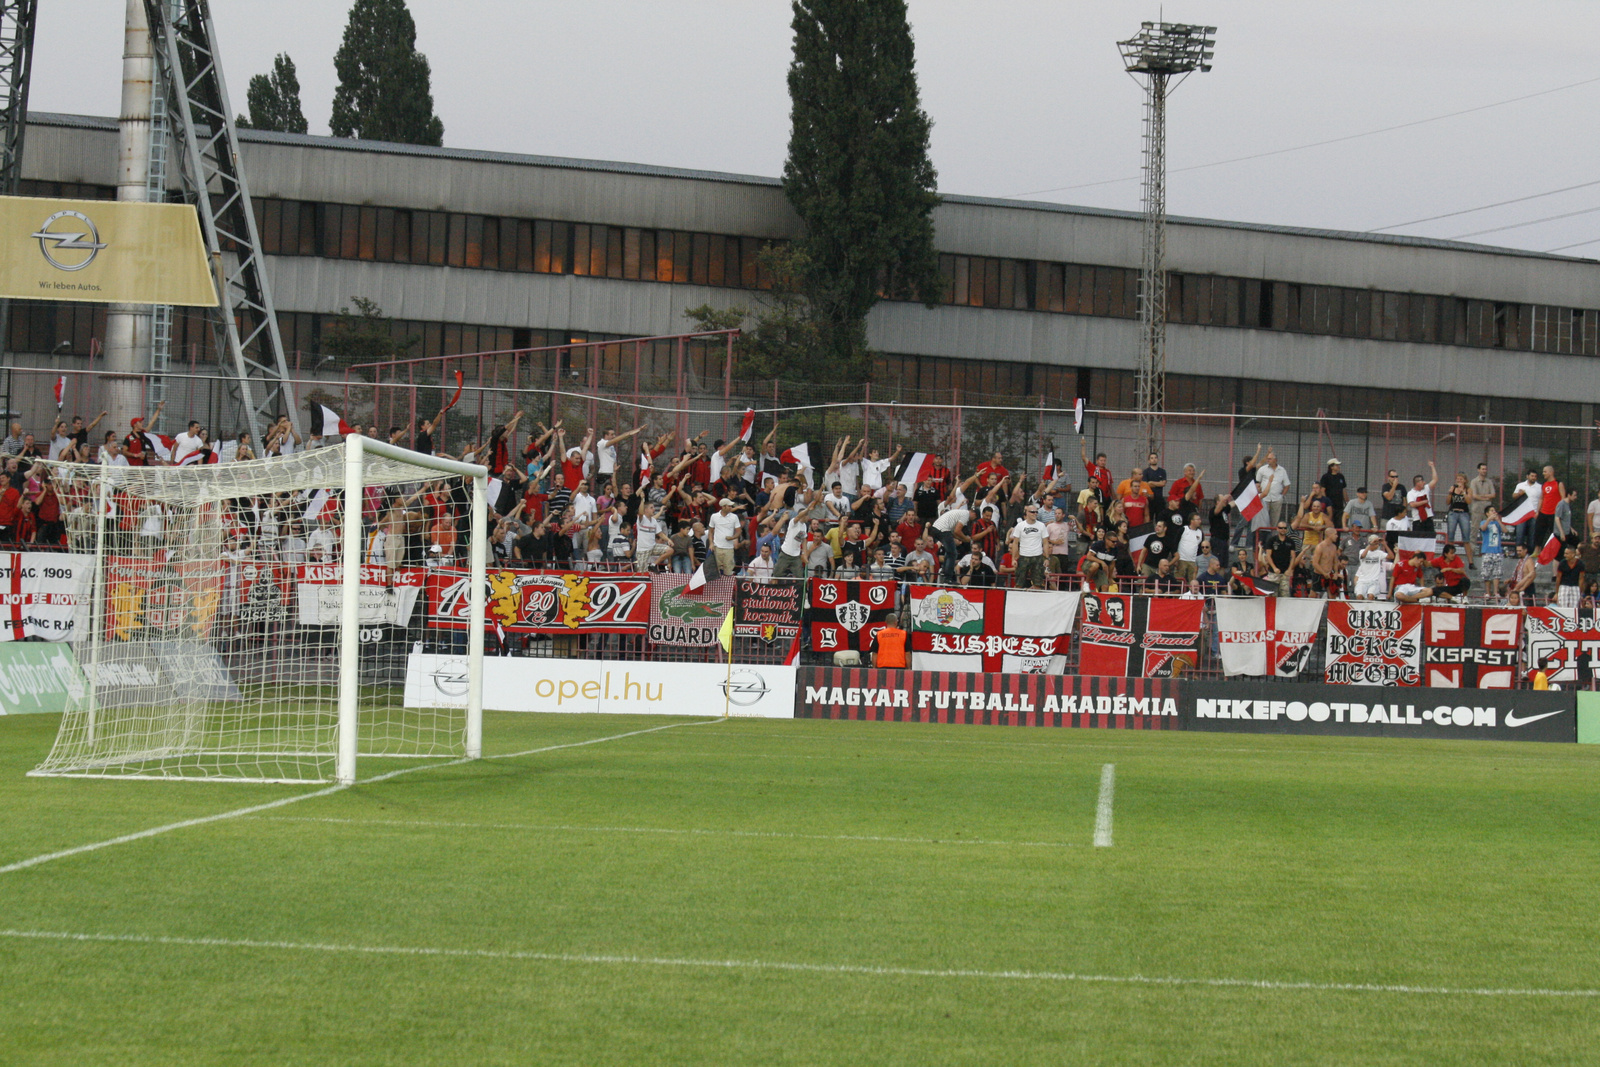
left=874, top=626, right=909, bottom=668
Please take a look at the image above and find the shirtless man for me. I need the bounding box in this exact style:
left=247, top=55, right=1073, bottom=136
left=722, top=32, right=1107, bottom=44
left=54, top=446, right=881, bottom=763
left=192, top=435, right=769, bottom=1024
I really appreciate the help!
left=1508, top=543, right=1537, bottom=606
left=1312, top=530, right=1345, bottom=598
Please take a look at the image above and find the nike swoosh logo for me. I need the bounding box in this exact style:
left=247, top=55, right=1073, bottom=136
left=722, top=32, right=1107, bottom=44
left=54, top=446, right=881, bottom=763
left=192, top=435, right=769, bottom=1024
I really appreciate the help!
left=1503, top=709, right=1565, bottom=728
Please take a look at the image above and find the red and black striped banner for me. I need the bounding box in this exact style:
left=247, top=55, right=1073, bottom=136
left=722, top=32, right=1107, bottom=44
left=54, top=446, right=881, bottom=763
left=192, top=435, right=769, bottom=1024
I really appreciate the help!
left=795, top=668, right=1179, bottom=730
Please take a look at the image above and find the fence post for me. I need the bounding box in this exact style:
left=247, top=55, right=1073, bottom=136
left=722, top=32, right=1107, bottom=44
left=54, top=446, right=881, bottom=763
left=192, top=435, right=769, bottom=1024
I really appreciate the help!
left=675, top=335, right=687, bottom=443
left=952, top=388, right=962, bottom=479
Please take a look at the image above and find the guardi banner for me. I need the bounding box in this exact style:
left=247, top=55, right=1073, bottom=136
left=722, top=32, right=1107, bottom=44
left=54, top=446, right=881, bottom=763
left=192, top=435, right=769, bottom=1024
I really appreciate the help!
left=0, top=195, right=217, bottom=305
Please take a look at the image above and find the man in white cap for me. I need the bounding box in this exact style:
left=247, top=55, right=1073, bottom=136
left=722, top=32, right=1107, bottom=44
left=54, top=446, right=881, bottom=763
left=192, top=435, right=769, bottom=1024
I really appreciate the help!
left=1318, top=458, right=1347, bottom=527
left=709, top=497, right=743, bottom=577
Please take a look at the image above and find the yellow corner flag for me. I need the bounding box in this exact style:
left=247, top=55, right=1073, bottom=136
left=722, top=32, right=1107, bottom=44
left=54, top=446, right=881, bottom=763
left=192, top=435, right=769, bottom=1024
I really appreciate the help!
left=718, top=607, right=735, bottom=656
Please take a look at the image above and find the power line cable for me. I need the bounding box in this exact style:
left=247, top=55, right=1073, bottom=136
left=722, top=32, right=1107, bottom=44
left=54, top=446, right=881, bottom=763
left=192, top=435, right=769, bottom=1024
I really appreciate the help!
left=1005, top=74, right=1600, bottom=199
left=1369, top=178, right=1600, bottom=232
left=1447, top=204, right=1600, bottom=241
left=1541, top=236, right=1600, bottom=254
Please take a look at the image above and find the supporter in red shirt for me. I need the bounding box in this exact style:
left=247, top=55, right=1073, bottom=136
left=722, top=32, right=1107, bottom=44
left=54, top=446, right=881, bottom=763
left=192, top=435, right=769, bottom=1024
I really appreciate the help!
left=1080, top=438, right=1112, bottom=502
left=976, top=452, right=1009, bottom=487
left=0, top=475, right=22, bottom=542
left=1427, top=545, right=1469, bottom=596
left=895, top=511, right=923, bottom=550
left=924, top=455, right=951, bottom=497
left=1536, top=463, right=1564, bottom=549
left=1392, top=552, right=1424, bottom=589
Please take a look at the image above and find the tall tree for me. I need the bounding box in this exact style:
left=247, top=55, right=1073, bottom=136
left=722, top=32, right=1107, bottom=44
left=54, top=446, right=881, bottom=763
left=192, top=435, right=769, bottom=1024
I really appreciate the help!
left=329, top=0, right=444, bottom=147
left=235, top=54, right=308, bottom=134
left=783, top=0, right=942, bottom=383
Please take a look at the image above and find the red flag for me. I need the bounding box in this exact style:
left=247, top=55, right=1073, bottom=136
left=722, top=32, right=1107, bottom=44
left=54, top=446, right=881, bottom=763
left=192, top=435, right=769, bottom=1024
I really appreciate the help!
left=53, top=376, right=65, bottom=411
left=783, top=625, right=801, bottom=666
left=441, top=369, right=465, bottom=413
left=739, top=407, right=755, bottom=443
left=1539, top=532, right=1563, bottom=565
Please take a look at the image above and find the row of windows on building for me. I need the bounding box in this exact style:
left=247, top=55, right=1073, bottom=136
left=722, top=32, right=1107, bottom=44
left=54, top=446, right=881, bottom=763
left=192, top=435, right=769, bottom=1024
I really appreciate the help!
left=16, top=177, right=1600, bottom=359
left=9, top=298, right=1581, bottom=430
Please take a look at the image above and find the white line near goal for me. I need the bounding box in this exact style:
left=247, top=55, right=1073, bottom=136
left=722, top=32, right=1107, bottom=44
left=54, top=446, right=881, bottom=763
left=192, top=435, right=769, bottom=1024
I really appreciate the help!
left=1093, top=763, right=1115, bottom=848
left=0, top=719, right=722, bottom=875
left=1, top=928, right=1593, bottom=999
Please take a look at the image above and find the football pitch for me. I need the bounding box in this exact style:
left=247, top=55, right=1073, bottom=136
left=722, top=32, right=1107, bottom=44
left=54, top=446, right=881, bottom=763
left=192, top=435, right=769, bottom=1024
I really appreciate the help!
left=2, top=710, right=1598, bottom=1065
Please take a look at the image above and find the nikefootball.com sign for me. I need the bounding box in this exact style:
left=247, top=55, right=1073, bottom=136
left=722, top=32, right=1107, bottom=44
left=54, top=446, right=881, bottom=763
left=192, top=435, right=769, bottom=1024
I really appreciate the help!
left=1185, top=681, right=1574, bottom=742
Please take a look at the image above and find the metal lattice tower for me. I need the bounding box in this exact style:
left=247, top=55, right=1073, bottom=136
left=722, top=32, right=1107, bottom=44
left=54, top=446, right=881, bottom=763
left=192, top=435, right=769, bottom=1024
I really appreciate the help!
left=0, top=0, right=37, bottom=387
left=145, top=0, right=175, bottom=407
left=1119, top=21, right=1216, bottom=455
left=144, top=0, right=299, bottom=444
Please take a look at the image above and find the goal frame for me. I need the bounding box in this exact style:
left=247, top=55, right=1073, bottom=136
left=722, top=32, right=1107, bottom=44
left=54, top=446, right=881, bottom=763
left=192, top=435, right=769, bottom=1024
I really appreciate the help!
left=337, top=435, right=488, bottom=784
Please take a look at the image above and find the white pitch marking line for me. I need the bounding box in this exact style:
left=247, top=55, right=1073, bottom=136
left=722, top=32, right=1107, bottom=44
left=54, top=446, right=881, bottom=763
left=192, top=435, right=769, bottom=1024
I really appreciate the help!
left=1093, top=763, right=1115, bottom=848
left=1, top=928, right=1594, bottom=999
left=0, top=719, right=723, bottom=875
left=251, top=815, right=1076, bottom=850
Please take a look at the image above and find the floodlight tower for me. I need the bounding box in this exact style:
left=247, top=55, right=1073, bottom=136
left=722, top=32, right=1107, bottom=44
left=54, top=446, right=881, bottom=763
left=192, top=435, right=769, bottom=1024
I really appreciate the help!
left=1118, top=21, right=1216, bottom=455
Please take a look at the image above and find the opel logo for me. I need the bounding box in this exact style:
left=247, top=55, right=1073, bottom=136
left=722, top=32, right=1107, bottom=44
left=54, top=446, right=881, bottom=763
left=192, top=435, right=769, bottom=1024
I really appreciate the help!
left=720, top=668, right=771, bottom=707
left=32, top=209, right=108, bottom=272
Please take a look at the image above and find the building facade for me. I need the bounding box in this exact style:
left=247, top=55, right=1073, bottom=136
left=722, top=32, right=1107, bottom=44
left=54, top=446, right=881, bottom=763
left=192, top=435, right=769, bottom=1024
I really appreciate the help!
left=8, top=110, right=1600, bottom=430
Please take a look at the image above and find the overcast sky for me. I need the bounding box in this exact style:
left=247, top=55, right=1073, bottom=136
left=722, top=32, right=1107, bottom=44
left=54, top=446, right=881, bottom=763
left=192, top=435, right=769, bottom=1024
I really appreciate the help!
left=31, top=1, right=1600, bottom=257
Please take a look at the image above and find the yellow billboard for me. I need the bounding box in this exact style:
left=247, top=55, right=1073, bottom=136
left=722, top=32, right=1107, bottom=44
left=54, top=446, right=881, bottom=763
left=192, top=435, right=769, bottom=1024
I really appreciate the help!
left=0, top=195, right=218, bottom=306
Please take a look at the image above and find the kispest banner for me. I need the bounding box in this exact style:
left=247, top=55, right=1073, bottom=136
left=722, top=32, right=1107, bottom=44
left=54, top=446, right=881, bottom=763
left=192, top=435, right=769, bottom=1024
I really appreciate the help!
left=1076, top=593, right=1201, bottom=677
left=1324, top=602, right=1421, bottom=685
left=0, top=551, right=93, bottom=642
left=733, top=579, right=802, bottom=643
left=1419, top=606, right=1522, bottom=689
left=0, top=195, right=217, bottom=305
left=1523, top=607, right=1600, bottom=687
left=296, top=564, right=424, bottom=627
left=648, top=572, right=735, bottom=647
left=907, top=585, right=1079, bottom=673
left=806, top=578, right=896, bottom=654
left=426, top=568, right=652, bottom=635
left=1215, top=596, right=1326, bottom=677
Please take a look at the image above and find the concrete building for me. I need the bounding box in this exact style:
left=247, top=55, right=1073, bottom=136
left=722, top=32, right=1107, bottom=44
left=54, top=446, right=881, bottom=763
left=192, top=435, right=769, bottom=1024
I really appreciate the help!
left=6, top=109, right=1598, bottom=434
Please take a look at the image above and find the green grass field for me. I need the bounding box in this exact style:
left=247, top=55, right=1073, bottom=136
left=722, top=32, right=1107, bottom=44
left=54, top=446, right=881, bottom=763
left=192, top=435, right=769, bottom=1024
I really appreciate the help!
left=2, top=710, right=1599, bottom=1066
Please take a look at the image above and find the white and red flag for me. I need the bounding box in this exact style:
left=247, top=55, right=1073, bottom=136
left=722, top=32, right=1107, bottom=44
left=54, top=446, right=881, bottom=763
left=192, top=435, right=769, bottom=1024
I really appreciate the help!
left=738, top=407, right=755, bottom=443
left=310, top=404, right=354, bottom=437
left=897, top=451, right=930, bottom=488
left=779, top=442, right=811, bottom=470
left=1539, top=531, right=1564, bottom=566
left=1073, top=398, right=1086, bottom=434
left=53, top=376, right=65, bottom=411
left=1501, top=494, right=1538, bottom=526
left=1041, top=450, right=1056, bottom=483
left=1214, top=596, right=1326, bottom=677
left=1232, top=476, right=1263, bottom=521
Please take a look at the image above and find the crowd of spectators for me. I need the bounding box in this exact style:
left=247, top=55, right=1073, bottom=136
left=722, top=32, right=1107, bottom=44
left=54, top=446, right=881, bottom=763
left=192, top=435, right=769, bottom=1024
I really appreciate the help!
left=3, top=403, right=1598, bottom=609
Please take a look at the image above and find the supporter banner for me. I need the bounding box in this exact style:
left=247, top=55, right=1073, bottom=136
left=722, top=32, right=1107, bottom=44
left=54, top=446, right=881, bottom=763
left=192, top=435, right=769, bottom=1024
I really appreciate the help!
left=1216, top=597, right=1326, bottom=677
left=807, top=578, right=896, bottom=653
left=0, top=642, right=86, bottom=714
left=1077, top=593, right=1201, bottom=677
left=648, top=572, right=735, bottom=646
left=0, top=551, right=92, bottom=642
left=907, top=585, right=1079, bottom=673
left=426, top=568, right=652, bottom=635
left=1523, top=607, right=1600, bottom=687
left=796, top=668, right=1180, bottom=728
left=233, top=561, right=292, bottom=626
left=403, top=653, right=794, bottom=718
left=1420, top=607, right=1522, bottom=689
left=1324, top=602, right=1420, bottom=685
left=733, top=579, right=802, bottom=642
left=296, top=564, right=424, bottom=627
left=104, top=556, right=220, bottom=641
left=0, top=195, right=217, bottom=305
left=1186, top=680, right=1574, bottom=742
left=81, top=639, right=241, bottom=709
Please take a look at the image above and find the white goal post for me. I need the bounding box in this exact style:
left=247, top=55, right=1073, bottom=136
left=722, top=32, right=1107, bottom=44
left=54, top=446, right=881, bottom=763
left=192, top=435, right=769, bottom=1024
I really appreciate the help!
left=29, top=436, right=488, bottom=785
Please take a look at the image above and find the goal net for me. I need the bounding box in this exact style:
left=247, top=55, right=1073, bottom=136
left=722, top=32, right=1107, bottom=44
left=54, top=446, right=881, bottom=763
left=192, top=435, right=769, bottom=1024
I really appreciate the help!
left=30, top=436, right=487, bottom=784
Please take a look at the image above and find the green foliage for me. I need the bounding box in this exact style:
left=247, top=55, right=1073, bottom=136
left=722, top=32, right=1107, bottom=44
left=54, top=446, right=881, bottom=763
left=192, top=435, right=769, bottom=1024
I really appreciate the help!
left=320, top=296, right=419, bottom=373
left=235, top=54, right=308, bottom=134
left=330, top=0, right=445, bottom=146
left=684, top=246, right=837, bottom=382
left=784, top=0, right=942, bottom=379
